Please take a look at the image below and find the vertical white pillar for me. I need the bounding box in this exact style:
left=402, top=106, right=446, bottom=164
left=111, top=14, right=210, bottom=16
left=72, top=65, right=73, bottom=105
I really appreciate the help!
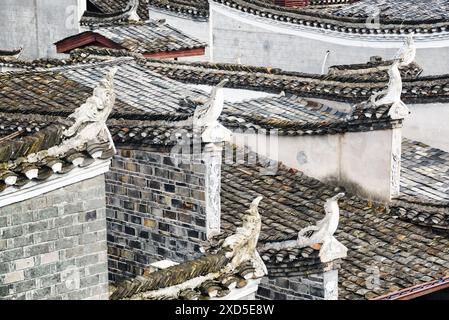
left=203, top=142, right=223, bottom=240
left=323, top=270, right=339, bottom=300
left=390, top=128, right=402, bottom=199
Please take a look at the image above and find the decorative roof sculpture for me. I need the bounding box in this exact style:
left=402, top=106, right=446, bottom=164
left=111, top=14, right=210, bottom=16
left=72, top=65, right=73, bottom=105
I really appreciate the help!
left=262, top=193, right=348, bottom=264
left=0, top=67, right=118, bottom=203
left=124, top=0, right=140, bottom=22
left=27, top=67, right=118, bottom=163
left=351, top=37, right=414, bottom=121
left=395, top=34, right=416, bottom=67
left=193, top=79, right=232, bottom=143
left=110, top=197, right=267, bottom=300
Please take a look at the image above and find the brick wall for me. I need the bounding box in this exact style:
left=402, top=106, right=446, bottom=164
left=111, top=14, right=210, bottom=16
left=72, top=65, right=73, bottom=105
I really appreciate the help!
left=257, top=275, right=325, bottom=300
left=106, top=147, right=207, bottom=283
left=0, top=175, right=109, bottom=300
left=257, top=270, right=339, bottom=300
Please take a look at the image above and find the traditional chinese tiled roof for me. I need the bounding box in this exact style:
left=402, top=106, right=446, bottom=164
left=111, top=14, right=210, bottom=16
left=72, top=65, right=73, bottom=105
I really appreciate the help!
left=11, top=51, right=447, bottom=106
left=220, top=146, right=449, bottom=300
left=389, top=139, right=449, bottom=231
left=0, top=126, right=113, bottom=193
left=328, top=56, right=423, bottom=79
left=148, top=0, right=209, bottom=21
left=88, top=0, right=150, bottom=20
left=57, top=21, right=206, bottom=55
left=400, top=138, right=449, bottom=203
left=134, top=58, right=445, bottom=105
left=0, top=68, right=117, bottom=196
left=211, top=0, right=449, bottom=35
left=0, top=58, right=207, bottom=121
left=81, top=2, right=141, bottom=27
left=0, top=56, right=99, bottom=71
left=0, top=58, right=402, bottom=139
left=390, top=196, right=449, bottom=232
left=220, top=96, right=401, bottom=137
left=109, top=252, right=229, bottom=300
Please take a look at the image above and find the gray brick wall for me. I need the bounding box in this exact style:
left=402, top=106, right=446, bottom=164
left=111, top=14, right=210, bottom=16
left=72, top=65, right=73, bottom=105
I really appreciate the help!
left=0, top=175, right=109, bottom=300
left=106, top=148, right=207, bottom=283
left=256, top=275, right=326, bottom=300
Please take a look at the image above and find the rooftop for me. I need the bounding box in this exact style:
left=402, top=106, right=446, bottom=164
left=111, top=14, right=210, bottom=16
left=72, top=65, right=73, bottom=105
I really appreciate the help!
left=56, top=21, right=206, bottom=58
left=88, top=0, right=150, bottom=20
left=148, top=0, right=209, bottom=21
left=211, top=0, right=449, bottom=35
left=5, top=51, right=445, bottom=106
left=0, top=58, right=403, bottom=139
left=220, top=146, right=449, bottom=300
left=0, top=68, right=117, bottom=206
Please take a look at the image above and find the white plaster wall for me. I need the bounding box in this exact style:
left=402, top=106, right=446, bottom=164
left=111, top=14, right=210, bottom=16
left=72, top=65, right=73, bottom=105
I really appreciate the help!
left=211, top=4, right=449, bottom=75
left=233, top=129, right=395, bottom=202
left=0, top=0, right=85, bottom=59
left=191, top=84, right=278, bottom=102
left=149, top=8, right=210, bottom=62
left=403, top=103, right=449, bottom=152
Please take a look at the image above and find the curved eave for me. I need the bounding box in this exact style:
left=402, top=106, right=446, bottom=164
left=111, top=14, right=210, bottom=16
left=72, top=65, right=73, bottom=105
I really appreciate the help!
left=148, top=4, right=209, bottom=22
left=211, top=1, right=449, bottom=47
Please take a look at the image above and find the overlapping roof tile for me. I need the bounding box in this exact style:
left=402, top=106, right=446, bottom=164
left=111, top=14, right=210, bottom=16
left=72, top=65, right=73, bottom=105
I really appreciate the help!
left=211, top=0, right=449, bottom=35
left=88, top=0, right=150, bottom=20
left=220, top=146, right=449, bottom=300
left=148, top=0, right=209, bottom=20
left=80, top=21, right=206, bottom=54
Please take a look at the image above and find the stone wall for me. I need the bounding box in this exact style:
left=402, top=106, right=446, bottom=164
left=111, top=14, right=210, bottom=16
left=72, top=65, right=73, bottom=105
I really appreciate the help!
left=106, top=147, right=207, bottom=283
left=0, top=175, right=108, bottom=300
left=257, top=271, right=338, bottom=300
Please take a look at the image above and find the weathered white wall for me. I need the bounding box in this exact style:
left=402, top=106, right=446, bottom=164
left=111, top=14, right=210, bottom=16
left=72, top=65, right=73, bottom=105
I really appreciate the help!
left=0, top=0, right=85, bottom=59
left=191, top=84, right=278, bottom=102
left=211, top=4, right=449, bottom=75
left=233, top=129, right=399, bottom=202
left=149, top=8, right=210, bottom=62
left=403, top=103, right=449, bottom=152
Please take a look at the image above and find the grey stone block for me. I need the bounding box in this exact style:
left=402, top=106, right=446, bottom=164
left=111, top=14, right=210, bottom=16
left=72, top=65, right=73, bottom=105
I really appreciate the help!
left=35, top=207, right=58, bottom=221
left=12, top=279, right=37, bottom=294
left=0, top=248, right=24, bottom=262
left=1, top=225, right=23, bottom=239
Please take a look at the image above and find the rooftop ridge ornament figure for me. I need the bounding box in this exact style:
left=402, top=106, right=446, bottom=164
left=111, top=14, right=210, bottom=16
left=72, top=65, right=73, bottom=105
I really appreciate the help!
left=222, top=196, right=267, bottom=278
left=193, top=79, right=232, bottom=143
left=263, top=193, right=348, bottom=264
left=125, top=0, right=141, bottom=22
left=368, top=36, right=415, bottom=120
left=26, top=67, right=118, bottom=163
left=394, top=34, right=416, bottom=67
